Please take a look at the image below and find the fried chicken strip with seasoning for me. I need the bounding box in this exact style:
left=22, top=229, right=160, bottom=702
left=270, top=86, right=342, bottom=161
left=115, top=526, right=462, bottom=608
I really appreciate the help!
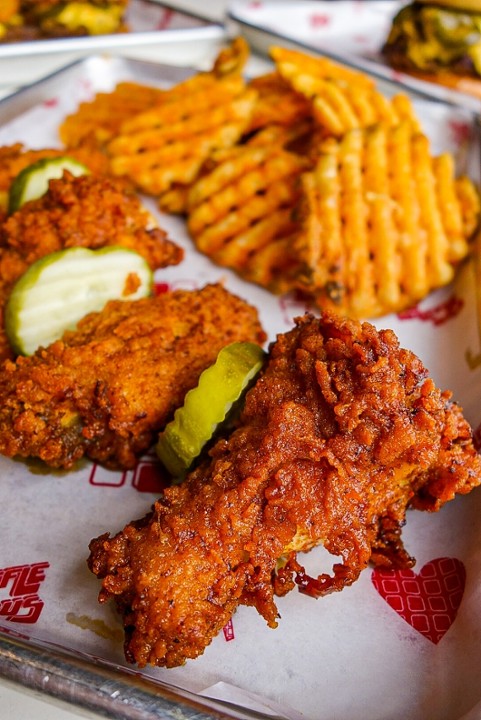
left=0, top=284, right=265, bottom=469
left=88, top=312, right=481, bottom=668
left=0, top=171, right=182, bottom=361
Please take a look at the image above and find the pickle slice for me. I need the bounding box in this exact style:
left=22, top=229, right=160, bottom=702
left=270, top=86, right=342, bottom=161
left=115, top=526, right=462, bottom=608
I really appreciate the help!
left=156, top=341, right=266, bottom=478
left=5, top=246, right=153, bottom=356
left=8, top=156, right=89, bottom=213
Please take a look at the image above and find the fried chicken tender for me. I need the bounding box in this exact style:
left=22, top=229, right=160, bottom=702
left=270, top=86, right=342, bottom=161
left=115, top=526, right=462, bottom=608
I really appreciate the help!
left=0, top=171, right=182, bottom=361
left=0, top=284, right=265, bottom=469
left=1, top=171, right=180, bottom=270
left=88, top=312, right=481, bottom=668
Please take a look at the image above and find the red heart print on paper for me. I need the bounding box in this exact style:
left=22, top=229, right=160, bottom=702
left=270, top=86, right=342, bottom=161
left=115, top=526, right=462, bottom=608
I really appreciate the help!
left=371, top=557, right=466, bottom=643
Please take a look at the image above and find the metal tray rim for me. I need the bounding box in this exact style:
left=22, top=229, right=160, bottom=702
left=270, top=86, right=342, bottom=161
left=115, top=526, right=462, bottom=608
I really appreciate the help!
left=0, top=629, right=244, bottom=720
left=0, top=24, right=225, bottom=60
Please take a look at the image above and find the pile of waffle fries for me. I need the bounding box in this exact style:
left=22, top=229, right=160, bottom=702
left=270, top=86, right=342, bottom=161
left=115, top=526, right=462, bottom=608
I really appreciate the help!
left=59, top=39, right=481, bottom=319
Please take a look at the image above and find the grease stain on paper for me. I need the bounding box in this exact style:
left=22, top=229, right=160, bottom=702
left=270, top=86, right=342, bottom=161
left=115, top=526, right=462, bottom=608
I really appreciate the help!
left=66, top=612, right=123, bottom=642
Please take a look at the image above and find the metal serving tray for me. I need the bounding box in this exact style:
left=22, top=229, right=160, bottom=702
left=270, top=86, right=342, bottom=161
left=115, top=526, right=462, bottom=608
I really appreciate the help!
left=0, top=0, right=225, bottom=91
left=0, top=53, right=481, bottom=720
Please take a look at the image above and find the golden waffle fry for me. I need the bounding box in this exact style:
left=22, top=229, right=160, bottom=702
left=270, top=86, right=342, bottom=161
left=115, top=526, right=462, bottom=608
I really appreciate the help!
left=211, top=36, right=250, bottom=77
left=107, top=74, right=258, bottom=208
left=387, top=122, right=426, bottom=300
left=246, top=72, right=312, bottom=133
left=240, top=233, right=300, bottom=293
left=188, top=154, right=304, bottom=252
left=271, top=46, right=420, bottom=137
left=433, top=152, right=476, bottom=262
left=59, top=82, right=166, bottom=148
left=59, top=37, right=249, bottom=153
left=271, top=46, right=375, bottom=91
left=293, top=121, right=479, bottom=318
left=115, top=75, right=248, bottom=138
left=390, top=93, right=422, bottom=131
left=186, top=136, right=309, bottom=284
left=188, top=126, right=309, bottom=213
left=455, top=175, right=481, bottom=241
left=157, top=184, right=191, bottom=215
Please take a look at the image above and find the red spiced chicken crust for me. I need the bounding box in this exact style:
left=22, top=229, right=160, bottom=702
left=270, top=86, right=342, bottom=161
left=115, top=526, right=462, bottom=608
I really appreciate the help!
left=0, top=171, right=183, bottom=362
left=0, top=284, right=265, bottom=469
left=88, top=311, right=481, bottom=668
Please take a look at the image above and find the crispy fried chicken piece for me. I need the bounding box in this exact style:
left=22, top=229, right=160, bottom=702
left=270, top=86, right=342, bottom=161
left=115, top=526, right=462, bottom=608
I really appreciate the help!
left=0, top=171, right=181, bottom=272
left=0, top=171, right=183, bottom=361
left=0, top=284, right=265, bottom=469
left=88, top=312, right=481, bottom=668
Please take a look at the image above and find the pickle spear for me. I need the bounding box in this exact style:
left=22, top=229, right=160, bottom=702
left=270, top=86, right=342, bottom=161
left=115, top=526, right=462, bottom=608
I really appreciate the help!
left=156, top=341, right=266, bottom=478
left=5, top=246, right=152, bottom=356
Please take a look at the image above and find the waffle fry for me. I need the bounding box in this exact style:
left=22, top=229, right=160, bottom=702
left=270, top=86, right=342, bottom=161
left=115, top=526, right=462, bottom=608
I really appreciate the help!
left=107, top=73, right=257, bottom=211
left=211, top=36, right=250, bottom=77
left=271, top=46, right=420, bottom=137
left=186, top=135, right=309, bottom=287
left=455, top=175, right=481, bottom=241
left=293, top=122, right=480, bottom=318
left=156, top=185, right=191, bottom=216
left=246, top=72, right=312, bottom=133
left=59, top=82, right=166, bottom=149
left=272, top=46, right=375, bottom=91
left=60, top=39, right=250, bottom=155
left=240, top=233, right=300, bottom=292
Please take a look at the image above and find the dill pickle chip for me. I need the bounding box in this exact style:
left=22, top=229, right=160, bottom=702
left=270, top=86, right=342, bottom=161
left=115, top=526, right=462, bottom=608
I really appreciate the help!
left=156, top=341, right=266, bottom=478
left=5, top=246, right=153, bottom=356
left=8, top=156, right=89, bottom=213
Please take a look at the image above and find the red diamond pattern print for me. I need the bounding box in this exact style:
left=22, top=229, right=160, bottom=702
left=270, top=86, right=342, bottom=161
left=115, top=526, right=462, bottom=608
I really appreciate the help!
left=371, top=557, right=466, bottom=643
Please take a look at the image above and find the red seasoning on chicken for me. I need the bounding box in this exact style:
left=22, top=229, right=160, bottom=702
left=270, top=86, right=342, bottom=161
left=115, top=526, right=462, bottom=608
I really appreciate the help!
left=88, top=311, right=481, bottom=668
left=0, top=284, right=266, bottom=469
left=0, top=171, right=183, bottom=361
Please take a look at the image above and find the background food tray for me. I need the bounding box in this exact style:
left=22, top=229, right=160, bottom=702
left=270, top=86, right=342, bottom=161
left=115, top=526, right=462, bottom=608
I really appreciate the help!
left=0, top=0, right=225, bottom=93
left=1, top=54, right=481, bottom=720
left=228, top=0, right=481, bottom=112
